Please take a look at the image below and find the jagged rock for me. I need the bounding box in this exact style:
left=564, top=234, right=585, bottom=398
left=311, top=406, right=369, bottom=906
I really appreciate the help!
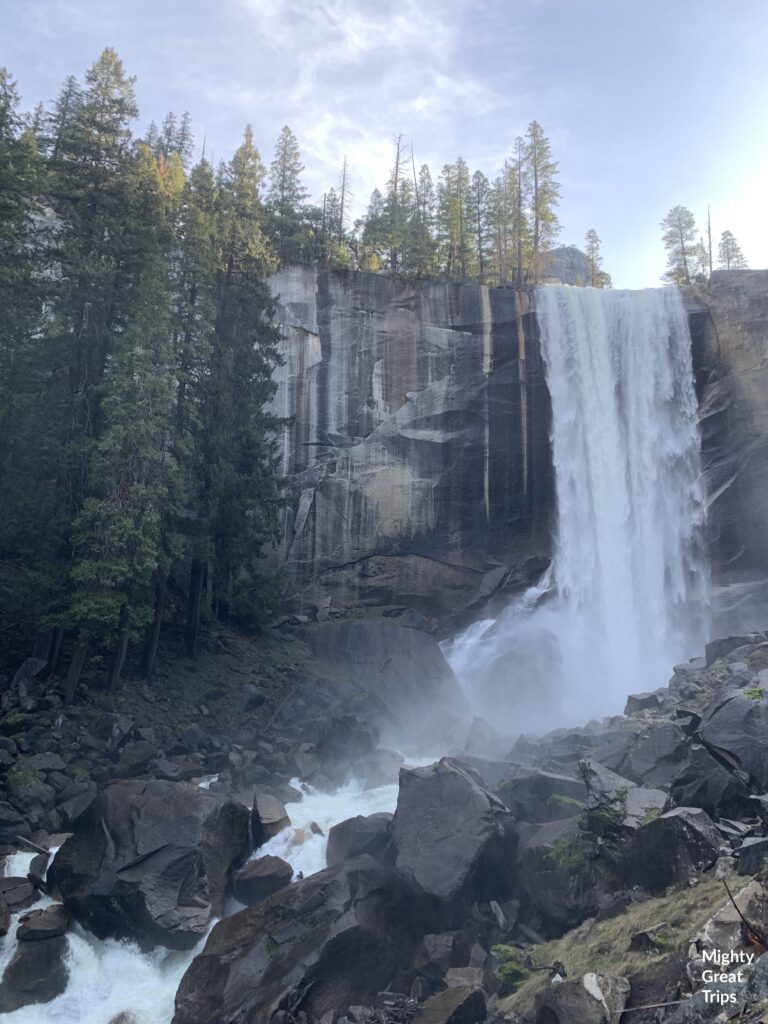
left=231, top=855, right=293, bottom=905
left=496, top=769, right=587, bottom=823
left=27, top=850, right=49, bottom=888
left=415, top=985, right=486, bottom=1023
left=0, top=934, right=68, bottom=1012
left=696, top=879, right=768, bottom=952
left=47, top=778, right=250, bottom=949
left=0, top=801, right=30, bottom=842
left=0, top=876, right=37, bottom=911
left=5, top=759, right=56, bottom=816
left=622, top=722, right=688, bottom=787
left=517, top=817, right=606, bottom=933
left=392, top=759, right=517, bottom=910
left=699, top=688, right=768, bottom=790
left=54, top=789, right=97, bottom=829
left=17, top=903, right=70, bottom=941
left=0, top=895, right=9, bottom=936
left=705, top=635, right=765, bottom=667
left=629, top=921, right=670, bottom=952
left=113, top=740, right=156, bottom=778
left=326, top=812, right=394, bottom=867
left=668, top=744, right=755, bottom=819
left=621, top=807, right=721, bottom=892
left=738, top=836, right=768, bottom=874
left=251, top=792, right=291, bottom=848
left=529, top=972, right=630, bottom=1024
left=172, top=857, right=427, bottom=1024
left=624, top=692, right=662, bottom=715
left=580, top=760, right=635, bottom=807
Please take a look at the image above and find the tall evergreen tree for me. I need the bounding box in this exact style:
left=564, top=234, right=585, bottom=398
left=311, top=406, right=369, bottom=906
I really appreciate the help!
left=717, top=230, right=748, bottom=270
left=661, top=205, right=697, bottom=285
left=265, top=125, right=308, bottom=264
left=525, top=121, right=560, bottom=282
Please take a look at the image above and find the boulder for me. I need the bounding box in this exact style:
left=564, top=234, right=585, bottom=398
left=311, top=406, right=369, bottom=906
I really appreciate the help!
left=231, top=855, right=293, bottom=905
left=326, top=813, right=394, bottom=867
left=517, top=817, right=607, bottom=933
left=496, top=769, right=587, bottom=823
left=415, top=985, right=486, bottom=1023
left=738, top=836, right=768, bottom=875
left=0, top=934, right=68, bottom=1012
left=0, top=800, right=30, bottom=843
left=17, top=902, right=70, bottom=941
left=113, top=740, right=156, bottom=778
left=392, top=759, right=517, bottom=910
left=668, top=744, right=755, bottom=820
left=0, top=876, right=37, bottom=911
left=620, top=807, right=721, bottom=892
left=4, top=759, right=56, bottom=817
left=47, top=778, right=250, bottom=949
left=621, top=722, right=688, bottom=787
left=530, top=972, right=630, bottom=1024
left=172, top=856, right=427, bottom=1024
left=705, top=635, right=764, bottom=667
left=699, top=688, right=768, bottom=790
left=624, top=692, right=662, bottom=715
left=251, top=792, right=291, bottom=848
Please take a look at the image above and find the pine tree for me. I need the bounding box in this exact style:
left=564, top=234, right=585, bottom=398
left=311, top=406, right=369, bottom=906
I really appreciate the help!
left=413, top=163, right=437, bottom=277
left=183, top=126, right=283, bottom=653
left=661, top=205, right=697, bottom=285
left=717, top=230, right=748, bottom=270
left=525, top=121, right=560, bottom=282
left=265, top=125, right=309, bottom=264
left=584, top=229, right=611, bottom=287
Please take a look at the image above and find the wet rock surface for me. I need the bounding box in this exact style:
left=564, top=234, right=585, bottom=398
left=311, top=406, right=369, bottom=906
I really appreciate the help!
left=47, top=779, right=250, bottom=949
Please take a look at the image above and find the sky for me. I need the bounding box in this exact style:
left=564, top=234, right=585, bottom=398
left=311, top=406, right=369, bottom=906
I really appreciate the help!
left=2, top=0, right=768, bottom=287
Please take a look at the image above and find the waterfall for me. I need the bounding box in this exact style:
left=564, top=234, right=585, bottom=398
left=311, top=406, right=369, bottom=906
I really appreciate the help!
left=446, top=285, right=709, bottom=732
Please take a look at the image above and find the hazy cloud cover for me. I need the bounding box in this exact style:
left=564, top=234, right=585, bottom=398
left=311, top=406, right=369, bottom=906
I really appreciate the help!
left=3, top=0, right=767, bottom=285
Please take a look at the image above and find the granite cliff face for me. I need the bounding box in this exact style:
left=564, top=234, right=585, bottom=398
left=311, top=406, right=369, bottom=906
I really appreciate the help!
left=271, top=267, right=768, bottom=626
left=271, top=267, right=553, bottom=621
left=694, top=270, right=768, bottom=628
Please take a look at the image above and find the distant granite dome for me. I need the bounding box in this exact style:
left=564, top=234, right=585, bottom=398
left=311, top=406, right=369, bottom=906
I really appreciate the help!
left=542, top=245, right=592, bottom=285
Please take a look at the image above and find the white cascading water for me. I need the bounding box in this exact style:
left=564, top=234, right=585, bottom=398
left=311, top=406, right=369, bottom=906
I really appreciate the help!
left=1, top=777, right=411, bottom=1024
left=446, top=284, right=709, bottom=731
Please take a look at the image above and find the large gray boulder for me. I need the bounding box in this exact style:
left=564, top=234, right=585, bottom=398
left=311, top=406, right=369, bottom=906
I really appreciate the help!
left=620, top=807, right=721, bottom=892
left=529, top=972, right=630, bottom=1024
left=496, top=768, right=587, bottom=823
left=517, top=817, right=607, bottom=934
left=668, top=743, right=755, bottom=819
left=326, top=812, right=394, bottom=867
left=698, top=686, right=768, bottom=789
left=47, top=779, right=250, bottom=949
left=172, top=856, right=426, bottom=1024
left=392, top=758, right=517, bottom=911
left=0, top=934, right=68, bottom=1012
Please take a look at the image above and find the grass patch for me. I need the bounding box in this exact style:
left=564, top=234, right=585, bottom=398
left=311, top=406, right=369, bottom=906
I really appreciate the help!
left=499, top=876, right=746, bottom=1016
left=744, top=687, right=764, bottom=701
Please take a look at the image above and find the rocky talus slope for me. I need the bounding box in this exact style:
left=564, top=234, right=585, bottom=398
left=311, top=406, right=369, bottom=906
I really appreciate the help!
left=4, top=622, right=768, bottom=1020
